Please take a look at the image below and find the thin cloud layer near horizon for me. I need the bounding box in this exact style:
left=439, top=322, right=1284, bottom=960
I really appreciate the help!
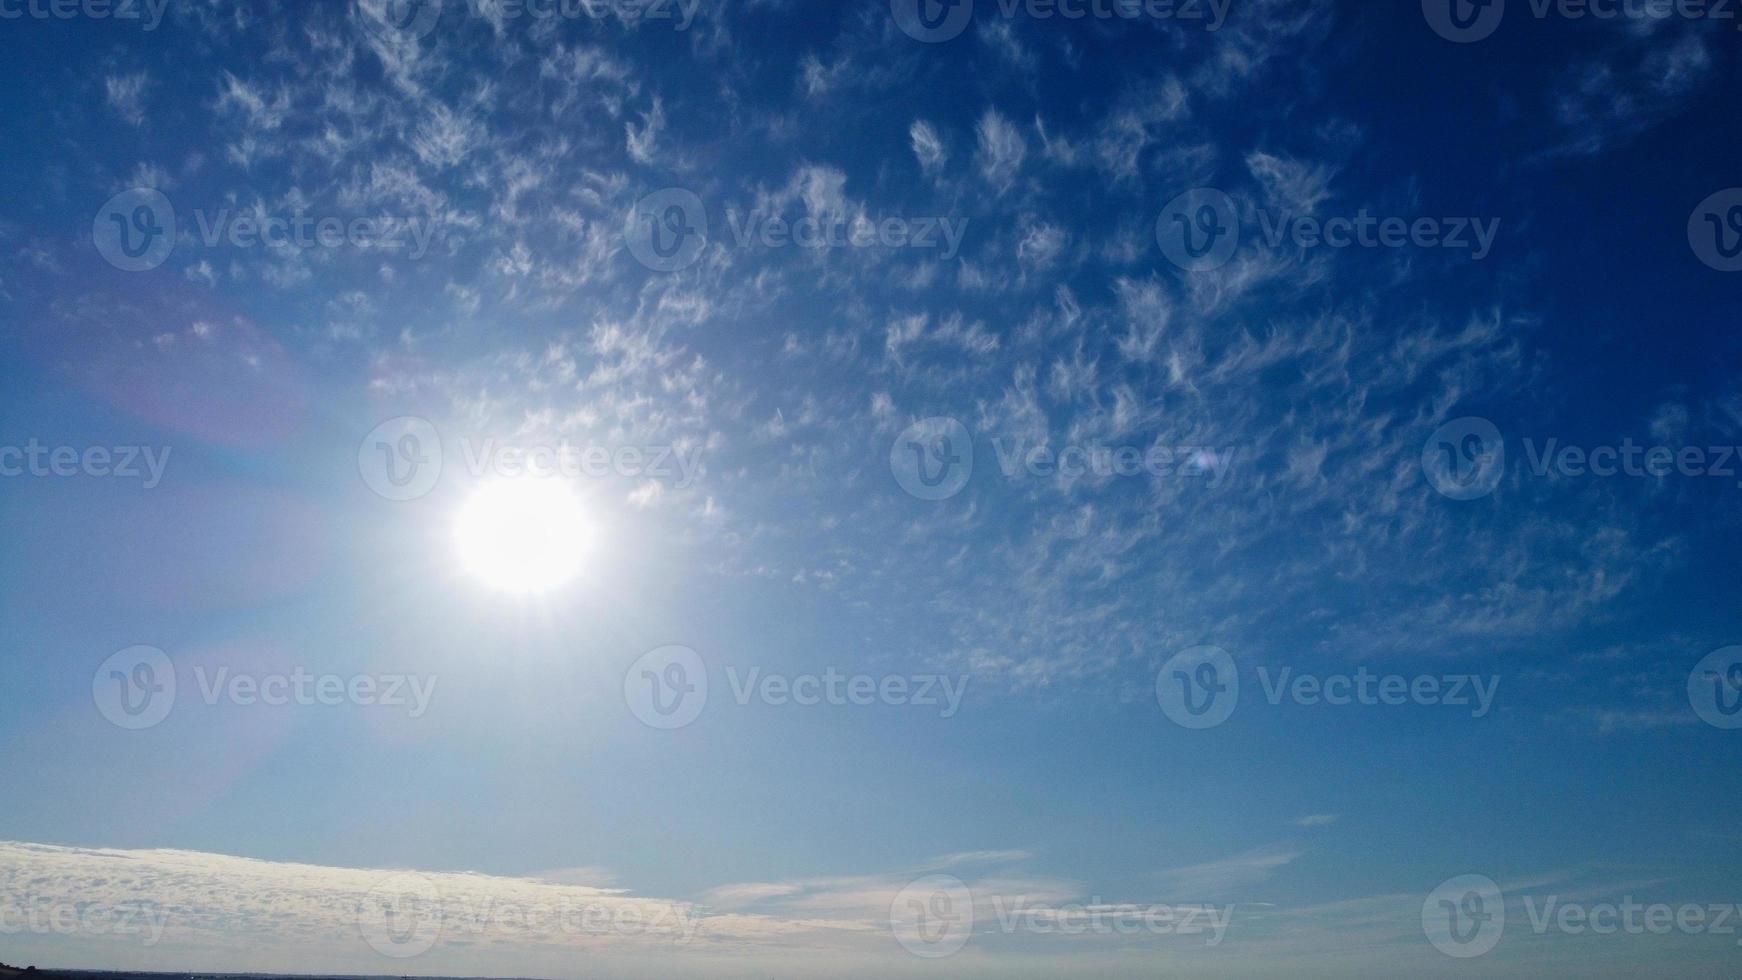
left=0, top=0, right=1739, bottom=977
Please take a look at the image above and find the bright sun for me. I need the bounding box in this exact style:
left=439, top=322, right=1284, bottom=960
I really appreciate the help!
left=454, top=478, right=592, bottom=595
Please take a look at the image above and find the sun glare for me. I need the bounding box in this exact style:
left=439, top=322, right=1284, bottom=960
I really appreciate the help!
left=454, top=479, right=592, bottom=595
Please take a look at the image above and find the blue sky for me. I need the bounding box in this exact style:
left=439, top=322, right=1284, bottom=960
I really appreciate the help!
left=0, top=0, right=1740, bottom=976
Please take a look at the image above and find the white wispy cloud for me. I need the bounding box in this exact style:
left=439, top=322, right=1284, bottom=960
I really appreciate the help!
left=975, top=108, right=1027, bottom=195
left=104, top=72, right=151, bottom=126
